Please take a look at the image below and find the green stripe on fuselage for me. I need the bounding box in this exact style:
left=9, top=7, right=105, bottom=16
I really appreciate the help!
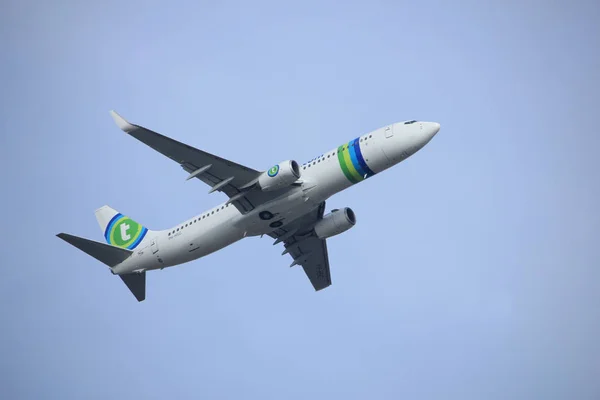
left=338, top=145, right=359, bottom=184
left=342, top=144, right=364, bottom=182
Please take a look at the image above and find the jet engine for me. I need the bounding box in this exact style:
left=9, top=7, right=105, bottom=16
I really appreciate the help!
left=314, top=207, right=356, bottom=239
left=258, top=160, right=301, bottom=191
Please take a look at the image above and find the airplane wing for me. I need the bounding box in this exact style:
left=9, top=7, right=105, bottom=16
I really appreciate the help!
left=268, top=202, right=332, bottom=291
left=110, top=110, right=289, bottom=214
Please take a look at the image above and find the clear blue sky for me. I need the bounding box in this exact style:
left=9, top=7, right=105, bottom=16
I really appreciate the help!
left=1, top=1, right=599, bottom=399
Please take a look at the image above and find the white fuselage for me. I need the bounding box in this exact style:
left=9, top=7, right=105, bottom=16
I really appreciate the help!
left=112, top=121, right=440, bottom=275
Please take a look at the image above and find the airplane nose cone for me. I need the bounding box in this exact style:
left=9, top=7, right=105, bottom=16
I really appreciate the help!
left=422, top=122, right=440, bottom=143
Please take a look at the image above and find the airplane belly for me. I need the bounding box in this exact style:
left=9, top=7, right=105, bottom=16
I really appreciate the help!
left=160, top=220, right=245, bottom=268
left=236, top=187, right=317, bottom=235
left=194, top=226, right=244, bottom=257
left=115, top=242, right=161, bottom=273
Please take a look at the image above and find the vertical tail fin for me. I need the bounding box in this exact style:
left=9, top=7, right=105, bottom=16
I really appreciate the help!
left=95, top=205, right=149, bottom=250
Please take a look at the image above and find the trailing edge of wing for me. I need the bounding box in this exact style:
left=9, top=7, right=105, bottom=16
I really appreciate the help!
left=110, top=110, right=136, bottom=133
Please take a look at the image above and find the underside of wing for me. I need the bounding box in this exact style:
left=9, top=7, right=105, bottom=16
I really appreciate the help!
left=269, top=202, right=332, bottom=291
left=109, top=111, right=290, bottom=213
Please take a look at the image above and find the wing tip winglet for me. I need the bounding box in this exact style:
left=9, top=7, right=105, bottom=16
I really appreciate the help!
left=110, top=110, right=136, bottom=133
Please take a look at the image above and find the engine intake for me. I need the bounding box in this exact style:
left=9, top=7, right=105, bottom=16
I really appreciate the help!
left=258, top=160, right=301, bottom=191
left=314, top=207, right=356, bottom=239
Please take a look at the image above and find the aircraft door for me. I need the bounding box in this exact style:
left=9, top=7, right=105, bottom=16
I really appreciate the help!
left=151, top=238, right=159, bottom=254
left=384, top=125, right=393, bottom=138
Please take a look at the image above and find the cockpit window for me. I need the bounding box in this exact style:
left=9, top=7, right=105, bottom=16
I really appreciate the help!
left=404, top=120, right=417, bottom=125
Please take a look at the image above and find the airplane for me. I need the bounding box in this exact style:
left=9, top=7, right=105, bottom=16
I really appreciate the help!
left=58, top=112, right=440, bottom=301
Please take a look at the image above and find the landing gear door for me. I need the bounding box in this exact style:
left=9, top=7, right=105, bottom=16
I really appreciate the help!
left=151, top=238, right=159, bottom=254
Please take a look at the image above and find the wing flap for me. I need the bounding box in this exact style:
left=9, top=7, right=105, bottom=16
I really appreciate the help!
left=269, top=202, right=332, bottom=291
left=287, top=236, right=332, bottom=291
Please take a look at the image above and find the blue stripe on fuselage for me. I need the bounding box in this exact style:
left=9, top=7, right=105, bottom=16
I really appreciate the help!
left=348, top=139, right=367, bottom=178
left=353, top=138, right=375, bottom=177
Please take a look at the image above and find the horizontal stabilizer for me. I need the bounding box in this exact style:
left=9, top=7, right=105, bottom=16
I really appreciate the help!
left=57, top=233, right=132, bottom=267
left=120, top=272, right=146, bottom=302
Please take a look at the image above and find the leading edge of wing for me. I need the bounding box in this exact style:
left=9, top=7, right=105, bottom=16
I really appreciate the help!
left=107, top=110, right=282, bottom=215
left=108, top=110, right=260, bottom=177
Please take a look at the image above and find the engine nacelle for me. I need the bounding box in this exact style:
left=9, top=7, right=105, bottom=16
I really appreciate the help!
left=258, top=160, right=301, bottom=191
left=314, top=208, right=356, bottom=239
